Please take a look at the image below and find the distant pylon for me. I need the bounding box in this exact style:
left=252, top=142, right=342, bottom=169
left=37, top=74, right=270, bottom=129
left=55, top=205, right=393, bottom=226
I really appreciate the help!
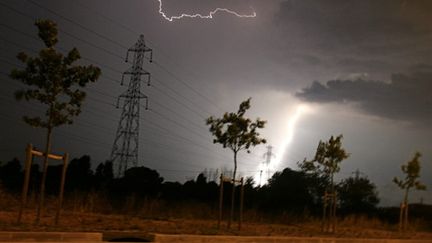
left=263, top=145, right=275, bottom=182
left=110, top=35, right=153, bottom=177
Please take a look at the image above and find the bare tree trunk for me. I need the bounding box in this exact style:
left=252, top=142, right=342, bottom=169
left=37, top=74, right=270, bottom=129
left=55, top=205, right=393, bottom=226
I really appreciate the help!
left=330, top=173, right=336, bottom=233
left=403, top=188, right=409, bottom=230
left=399, top=202, right=404, bottom=231
left=332, top=191, right=337, bottom=233
left=238, top=177, right=244, bottom=231
left=405, top=203, right=409, bottom=231
left=218, top=173, right=224, bottom=229
left=36, top=125, right=52, bottom=224
left=228, top=150, right=237, bottom=229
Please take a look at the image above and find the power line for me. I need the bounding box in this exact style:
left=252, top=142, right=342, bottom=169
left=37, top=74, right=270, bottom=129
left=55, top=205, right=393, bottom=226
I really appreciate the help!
left=152, top=60, right=224, bottom=113
left=0, top=1, right=125, bottom=61
left=148, top=108, right=212, bottom=143
left=71, top=0, right=140, bottom=38
left=70, top=0, right=226, bottom=112
left=0, top=23, right=123, bottom=76
left=0, top=6, right=264, bottom=169
left=0, top=1, right=220, bottom=122
left=0, top=92, right=252, bottom=171
left=84, top=87, right=231, bottom=161
left=2, top=0, right=225, bottom=114
left=149, top=96, right=206, bottom=130
left=0, top=20, right=212, bottom=137
left=0, top=93, right=242, bottom=169
left=26, top=0, right=129, bottom=50
left=78, top=95, right=229, bottom=161
left=0, top=92, right=228, bottom=171
left=1, top=58, right=259, bottom=168
left=150, top=79, right=208, bottom=119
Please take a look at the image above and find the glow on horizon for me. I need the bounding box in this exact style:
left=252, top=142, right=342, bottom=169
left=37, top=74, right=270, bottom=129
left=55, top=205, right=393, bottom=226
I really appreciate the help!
left=255, top=104, right=311, bottom=186
left=157, top=0, right=257, bottom=22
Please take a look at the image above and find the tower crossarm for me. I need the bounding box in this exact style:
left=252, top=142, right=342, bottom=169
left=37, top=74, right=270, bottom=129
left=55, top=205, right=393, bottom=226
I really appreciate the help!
left=121, top=68, right=151, bottom=86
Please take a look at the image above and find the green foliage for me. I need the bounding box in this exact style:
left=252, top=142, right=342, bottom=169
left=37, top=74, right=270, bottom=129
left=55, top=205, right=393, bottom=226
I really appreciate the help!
left=393, top=152, right=426, bottom=192
left=206, top=98, right=266, bottom=154
left=10, top=19, right=101, bottom=129
left=393, top=152, right=426, bottom=230
left=338, top=174, right=380, bottom=214
left=9, top=19, right=101, bottom=223
left=298, top=135, right=349, bottom=189
left=265, top=168, right=315, bottom=212
left=35, top=19, right=58, bottom=47
left=206, top=98, right=266, bottom=228
left=298, top=135, right=349, bottom=232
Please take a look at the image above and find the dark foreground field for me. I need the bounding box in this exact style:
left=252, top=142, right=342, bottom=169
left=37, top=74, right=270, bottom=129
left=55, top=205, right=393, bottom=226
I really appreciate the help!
left=1, top=209, right=432, bottom=240
left=1, top=190, right=431, bottom=240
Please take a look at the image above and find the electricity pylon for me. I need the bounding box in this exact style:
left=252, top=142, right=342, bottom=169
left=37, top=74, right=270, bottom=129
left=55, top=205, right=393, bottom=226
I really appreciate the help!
left=263, top=145, right=275, bottom=182
left=110, top=35, right=152, bottom=177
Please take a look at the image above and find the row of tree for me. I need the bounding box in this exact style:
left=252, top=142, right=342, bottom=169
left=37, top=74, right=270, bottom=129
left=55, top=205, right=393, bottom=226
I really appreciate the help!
left=2, top=154, right=431, bottom=229
left=204, top=98, right=428, bottom=230
left=0, top=155, right=394, bottom=216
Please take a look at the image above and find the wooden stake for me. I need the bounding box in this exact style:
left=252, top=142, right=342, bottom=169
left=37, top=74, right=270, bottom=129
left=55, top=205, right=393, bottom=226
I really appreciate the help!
left=18, top=144, right=69, bottom=225
left=332, top=192, right=337, bottom=233
left=17, top=144, right=33, bottom=224
left=321, top=191, right=327, bottom=232
left=55, top=153, right=68, bottom=225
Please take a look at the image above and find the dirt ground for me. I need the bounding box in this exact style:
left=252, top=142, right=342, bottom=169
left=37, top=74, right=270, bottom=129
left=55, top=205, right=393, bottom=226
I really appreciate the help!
left=0, top=210, right=431, bottom=240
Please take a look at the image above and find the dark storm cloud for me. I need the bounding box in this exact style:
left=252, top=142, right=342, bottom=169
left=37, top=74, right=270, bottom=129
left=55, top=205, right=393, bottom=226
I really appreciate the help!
left=410, top=64, right=432, bottom=72
left=276, top=0, right=432, bottom=43
left=279, top=0, right=432, bottom=124
left=273, top=0, right=432, bottom=75
left=334, top=58, right=388, bottom=71
left=296, top=70, right=432, bottom=124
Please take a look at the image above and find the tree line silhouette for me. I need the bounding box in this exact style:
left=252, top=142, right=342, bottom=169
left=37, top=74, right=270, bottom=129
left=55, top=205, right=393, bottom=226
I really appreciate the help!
left=1, top=155, right=431, bottom=227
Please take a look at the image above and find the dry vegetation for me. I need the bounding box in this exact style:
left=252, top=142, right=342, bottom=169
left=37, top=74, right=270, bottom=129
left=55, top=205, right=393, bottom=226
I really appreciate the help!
left=0, top=192, right=432, bottom=240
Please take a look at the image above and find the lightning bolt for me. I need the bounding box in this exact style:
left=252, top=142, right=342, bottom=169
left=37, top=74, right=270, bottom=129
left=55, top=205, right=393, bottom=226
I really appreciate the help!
left=157, top=0, right=256, bottom=22
left=254, top=104, right=311, bottom=185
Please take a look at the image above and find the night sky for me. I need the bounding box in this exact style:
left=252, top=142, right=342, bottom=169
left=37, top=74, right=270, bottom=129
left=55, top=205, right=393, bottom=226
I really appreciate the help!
left=0, top=0, right=431, bottom=206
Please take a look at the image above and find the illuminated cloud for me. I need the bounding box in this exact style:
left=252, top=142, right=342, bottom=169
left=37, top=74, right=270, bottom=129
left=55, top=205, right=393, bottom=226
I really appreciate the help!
left=296, top=70, right=432, bottom=125
left=254, top=104, right=312, bottom=185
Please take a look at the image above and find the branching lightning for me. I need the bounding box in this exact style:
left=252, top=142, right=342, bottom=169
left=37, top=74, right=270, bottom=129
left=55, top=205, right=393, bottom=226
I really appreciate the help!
left=157, top=0, right=256, bottom=22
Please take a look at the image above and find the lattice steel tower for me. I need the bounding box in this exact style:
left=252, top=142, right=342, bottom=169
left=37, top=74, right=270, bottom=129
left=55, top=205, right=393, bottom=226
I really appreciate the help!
left=111, top=35, right=152, bottom=177
left=263, top=145, right=275, bottom=181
